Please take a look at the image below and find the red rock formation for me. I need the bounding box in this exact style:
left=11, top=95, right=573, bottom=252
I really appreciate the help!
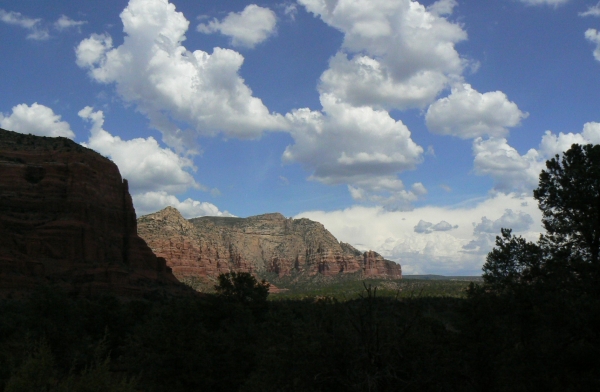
left=137, top=207, right=401, bottom=281
left=0, top=128, right=191, bottom=298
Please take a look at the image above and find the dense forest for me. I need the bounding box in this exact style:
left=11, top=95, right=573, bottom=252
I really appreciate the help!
left=1, top=144, right=599, bottom=391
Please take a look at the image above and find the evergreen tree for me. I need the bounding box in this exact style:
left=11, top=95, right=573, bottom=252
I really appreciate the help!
left=483, top=143, right=600, bottom=290
left=534, top=143, right=600, bottom=278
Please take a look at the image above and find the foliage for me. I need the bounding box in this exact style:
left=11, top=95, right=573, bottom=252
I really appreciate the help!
left=482, top=228, right=542, bottom=292
left=214, top=272, right=270, bottom=304
left=270, top=277, right=478, bottom=300
left=534, top=143, right=600, bottom=267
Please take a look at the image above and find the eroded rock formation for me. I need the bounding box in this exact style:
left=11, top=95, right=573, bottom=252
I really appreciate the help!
left=137, top=207, right=401, bottom=280
left=0, top=128, right=190, bottom=298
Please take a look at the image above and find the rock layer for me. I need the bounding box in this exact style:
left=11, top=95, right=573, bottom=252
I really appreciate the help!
left=137, top=207, right=401, bottom=280
left=0, top=128, right=190, bottom=298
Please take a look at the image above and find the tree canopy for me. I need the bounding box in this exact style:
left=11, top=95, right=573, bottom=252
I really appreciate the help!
left=534, top=143, right=600, bottom=269
left=214, top=272, right=270, bottom=304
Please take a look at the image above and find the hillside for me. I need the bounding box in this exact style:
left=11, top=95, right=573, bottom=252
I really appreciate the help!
left=137, top=206, right=401, bottom=285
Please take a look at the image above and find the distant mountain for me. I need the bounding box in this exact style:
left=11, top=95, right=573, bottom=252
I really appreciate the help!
left=137, top=207, right=402, bottom=284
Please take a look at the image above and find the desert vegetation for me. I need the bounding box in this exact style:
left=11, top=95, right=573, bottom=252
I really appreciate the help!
left=1, top=143, right=599, bottom=391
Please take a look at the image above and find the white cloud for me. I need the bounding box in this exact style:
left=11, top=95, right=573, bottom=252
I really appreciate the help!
left=75, top=33, right=113, bottom=68
left=285, top=0, right=478, bottom=207
left=585, top=28, right=600, bottom=61
left=426, top=83, right=528, bottom=139
left=197, top=4, right=277, bottom=48
left=463, top=209, right=534, bottom=255
left=0, top=9, right=49, bottom=40
left=427, top=0, right=458, bottom=16
left=472, top=122, right=600, bottom=193
left=76, top=0, right=285, bottom=149
left=474, top=209, right=533, bottom=234
left=538, top=123, right=600, bottom=156
left=300, top=0, right=467, bottom=110
left=0, top=103, right=75, bottom=138
left=54, top=15, right=87, bottom=31
left=517, top=0, right=568, bottom=6
left=133, top=191, right=234, bottom=218
left=284, top=94, right=424, bottom=208
left=580, top=2, right=600, bottom=17
left=473, top=137, right=543, bottom=193
left=79, top=106, right=199, bottom=195
left=296, top=193, right=543, bottom=275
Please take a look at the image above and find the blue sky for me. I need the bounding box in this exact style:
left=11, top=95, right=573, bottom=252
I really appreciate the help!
left=2, top=0, right=600, bottom=274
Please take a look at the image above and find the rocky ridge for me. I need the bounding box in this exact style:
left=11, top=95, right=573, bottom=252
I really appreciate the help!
left=0, top=128, right=191, bottom=298
left=137, top=207, right=401, bottom=281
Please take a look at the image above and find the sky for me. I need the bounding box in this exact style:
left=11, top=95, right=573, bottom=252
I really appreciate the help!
left=2, top=0, right=600, bottom=275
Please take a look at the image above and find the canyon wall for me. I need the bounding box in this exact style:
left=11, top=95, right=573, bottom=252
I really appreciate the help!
left=0, top=128, right=189, bottom=298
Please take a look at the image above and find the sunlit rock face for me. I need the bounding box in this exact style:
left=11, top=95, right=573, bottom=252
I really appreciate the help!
left=0, top=128, right=190, bottom=298
left=137, top=207, right=402, bottom=280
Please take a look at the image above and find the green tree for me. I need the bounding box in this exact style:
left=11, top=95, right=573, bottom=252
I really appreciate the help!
left=215, top=272, right=270, bottom=304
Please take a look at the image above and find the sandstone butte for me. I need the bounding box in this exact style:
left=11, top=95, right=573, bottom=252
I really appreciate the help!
left=0, top=127, right=192, bottom=298
left=137, top=206, right=402, bottom=284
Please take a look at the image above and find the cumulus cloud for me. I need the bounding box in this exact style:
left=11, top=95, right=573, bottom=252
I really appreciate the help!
left=297, top=193, right=543, bottom=275
left=433, top=220, right=456, bottom=231
left=75, top=33, right=113, bottom=68
left=284, top=94, right=424, bottom=208
left=197, top=4, right=277, bottom=48
left=285, top=0, right=480, bottom=207
left=79, top=106, right=199, bottom=195
left=474, top=209, right=534, bottom=234
left=414, top=219, right=456, bottom=233
left=76, top=0, right=285, bottom=149
left=0, top=9, right=49, bottom=40
left=585, top=29, right=600, bottom=61
left=134, top=191, right=234, bottom=218
left=414, top=220, right=433, bottom=233
left=463, top=209, right=534, bottom=254
left=0, top=103, right=75, bottom=138
left=472, top=122, right=600, bottom=193
left=426, top=84, right=528, bottom=139
left=300, top=0, right=467, bottom=110
left=427, top=0, right=458, bottom=16
left=54, top=15, right=87, bottom=31
left=473, top=137, right=543, bottom=193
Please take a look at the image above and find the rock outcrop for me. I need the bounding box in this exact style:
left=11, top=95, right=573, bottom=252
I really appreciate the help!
left=137, top=207, right=401, bottom=281
left=0, top=128, right=190, bottom=298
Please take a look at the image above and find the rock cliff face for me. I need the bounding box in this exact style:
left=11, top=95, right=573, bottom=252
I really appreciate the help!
left=137, top=207, right=401, bottom=280
left=0, top=128, right=190, bottom=298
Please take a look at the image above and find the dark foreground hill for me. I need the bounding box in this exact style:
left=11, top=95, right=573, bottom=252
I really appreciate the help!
left=0, top=128, right=191, bottom=298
